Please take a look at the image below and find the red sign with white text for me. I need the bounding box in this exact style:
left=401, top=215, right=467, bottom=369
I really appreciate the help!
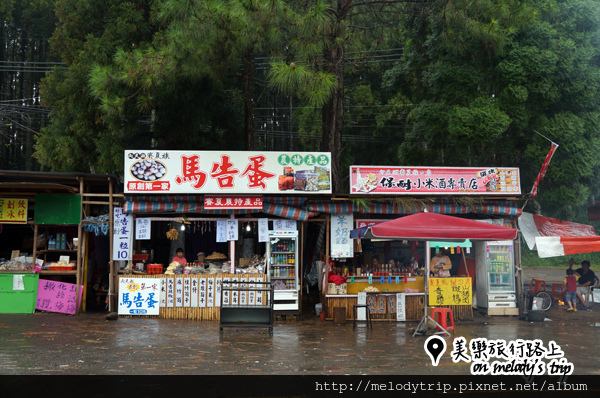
left=350, top=166, right=520, bottom=195
left=356, top=220, right=386, bottom=229
left=204, top=196, right=263, bottom=209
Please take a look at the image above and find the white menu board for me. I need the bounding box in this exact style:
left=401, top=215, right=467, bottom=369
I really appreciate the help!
left=183, top=277, right=191, bottom=307
left=258, top=218, right=269, bottom=242
left=226, top=219, right=239, bottom=241
left=207, top=278, right=215, bottom=307
left=135, top=218, right=151, bottom=240
left=166, top=278, right=174, bottom=307
left=273, top=219, right=297, bottom=231
left=175, top=277, right=183, bottom=307
left=330, top=213, right=353, bottom=258
left=396, top=293, right=406, bottom=322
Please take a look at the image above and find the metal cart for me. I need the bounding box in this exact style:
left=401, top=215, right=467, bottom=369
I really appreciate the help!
left=220, top=281, right=274, bottom=334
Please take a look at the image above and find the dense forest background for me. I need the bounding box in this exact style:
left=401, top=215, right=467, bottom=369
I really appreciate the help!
left=2, top=0, right=600, bottom=224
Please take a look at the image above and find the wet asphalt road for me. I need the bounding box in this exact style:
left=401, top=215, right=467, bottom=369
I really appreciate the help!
left=1, top=301, right=599, bottom=376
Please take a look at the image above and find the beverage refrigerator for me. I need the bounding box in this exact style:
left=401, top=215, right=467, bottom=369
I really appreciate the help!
left=266, top=231, right=300, bottom=312
left=475, top=240, right=517, bottom=312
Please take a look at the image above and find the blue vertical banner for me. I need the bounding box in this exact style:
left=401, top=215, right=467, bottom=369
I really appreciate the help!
left=113, top=208, right=132, bottom=261
left=216, top=220, right=227, bottom=242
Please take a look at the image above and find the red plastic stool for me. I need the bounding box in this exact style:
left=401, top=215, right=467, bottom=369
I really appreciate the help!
left=551, top=282, right=566, bottom=301
left=529, top=278, right=546, bottom=294
left=430, top=308, right=455, bottom=334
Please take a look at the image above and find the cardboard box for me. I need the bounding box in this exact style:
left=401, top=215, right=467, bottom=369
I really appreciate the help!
left=239, top=258, right=250, bottom=266
left=328, top=283, right=347, bottom=295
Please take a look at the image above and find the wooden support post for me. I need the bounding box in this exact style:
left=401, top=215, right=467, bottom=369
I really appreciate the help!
left=425, top=241, right=430, bottom=318
left=75, top=177, right=83, bottom=315
left=33, top=224, right=38, bottom=266
left=299, top=221, right=304, bottom=316
left=462, top=250, right=469, bottom=277
left=82, top=231, right=88, bottom=312
left=323, top=215, right=330, bottom=315
left=229, top=214, right=235, bottom=274
left=515, top=236, right=523, bottom=317
left=108, top=177, right=115, bottom=312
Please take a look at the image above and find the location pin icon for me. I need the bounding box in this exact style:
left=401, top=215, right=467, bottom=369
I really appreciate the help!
left=424, top=335, right=447, bottom=366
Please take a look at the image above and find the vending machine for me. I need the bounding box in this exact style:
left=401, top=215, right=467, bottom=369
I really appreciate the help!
left=475, top=240, right=517, bottom=314
left=266, top=231, right=300, bottom=311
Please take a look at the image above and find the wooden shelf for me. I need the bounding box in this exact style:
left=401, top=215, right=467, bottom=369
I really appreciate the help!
left=38, top=250, right=77, bottom=254
left=40, top=270, right=77, bottom=275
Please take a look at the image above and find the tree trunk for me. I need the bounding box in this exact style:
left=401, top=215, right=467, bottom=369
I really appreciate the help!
left=243, top=52, right=256, bottom=151
left=0, top=26, right=5, bottom=169
left=321, top=1, right=347, bottom=194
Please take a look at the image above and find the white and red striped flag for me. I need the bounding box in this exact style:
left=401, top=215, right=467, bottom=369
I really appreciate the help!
left=530, top=141, right=558, bottom=197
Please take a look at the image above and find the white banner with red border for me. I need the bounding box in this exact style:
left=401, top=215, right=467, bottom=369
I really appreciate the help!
left=124, top=150, right=331, bottom=194
left=350, top=166, right=520, bottom=195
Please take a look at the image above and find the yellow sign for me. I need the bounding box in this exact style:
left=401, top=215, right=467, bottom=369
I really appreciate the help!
left=428, top=277, right=472, bottom=306
left=0, top=198, right=28, bottom=224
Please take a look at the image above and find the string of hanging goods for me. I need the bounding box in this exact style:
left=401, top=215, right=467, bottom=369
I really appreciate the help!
left=167, top=222, right=179, bottom=240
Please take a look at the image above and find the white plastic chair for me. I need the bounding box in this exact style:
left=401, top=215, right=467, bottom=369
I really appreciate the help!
left=587, top=276, right=600, bottom=304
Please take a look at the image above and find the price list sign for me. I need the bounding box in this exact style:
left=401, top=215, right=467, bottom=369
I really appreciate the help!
left=428, top=277, right=472, bottom=306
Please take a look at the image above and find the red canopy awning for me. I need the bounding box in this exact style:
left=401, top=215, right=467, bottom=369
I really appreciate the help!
left=349, top=212, right=517, bottom=241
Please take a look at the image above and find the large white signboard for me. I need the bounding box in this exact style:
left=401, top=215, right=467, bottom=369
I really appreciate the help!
left=118, top=278, right=160, bottom=315
left=350, top=166, right=520, bottom=195
left=124, top=150, right=332, bottom=194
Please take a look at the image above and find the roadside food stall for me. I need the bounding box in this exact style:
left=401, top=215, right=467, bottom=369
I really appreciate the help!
left=332, top=212, right=519, bottom=323
left=117, top=150, right=332, bottom=321
left=319, top=165, right=524, bottom=321
left=0, top=170, right=119, bottom=314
